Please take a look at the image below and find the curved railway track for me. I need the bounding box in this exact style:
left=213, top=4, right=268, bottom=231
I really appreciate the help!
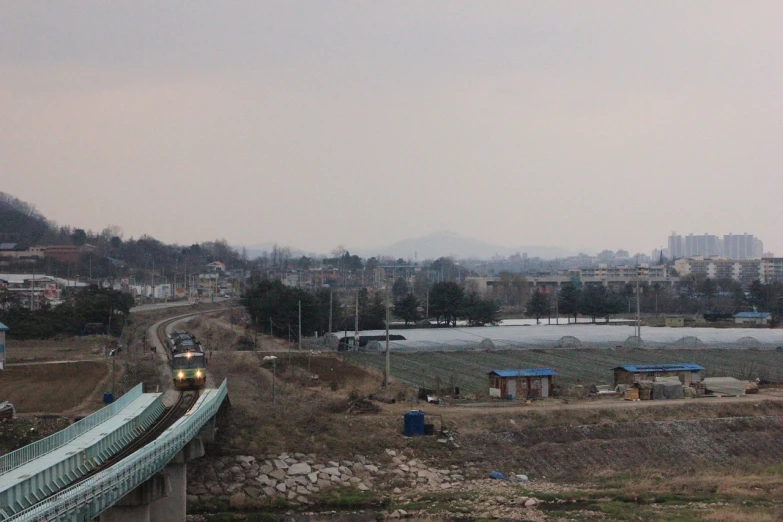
left=69, top=390, right=199, bottom=486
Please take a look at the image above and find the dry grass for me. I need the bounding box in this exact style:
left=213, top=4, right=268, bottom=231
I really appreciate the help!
left=0, top=361, right=110, bottom=413
left=701, top=508, right=780, bottom=522
left=7, top=336, right=114, bottom=363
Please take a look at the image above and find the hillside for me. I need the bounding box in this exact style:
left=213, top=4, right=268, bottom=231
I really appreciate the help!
left=0, top=192, right=66, bottom=247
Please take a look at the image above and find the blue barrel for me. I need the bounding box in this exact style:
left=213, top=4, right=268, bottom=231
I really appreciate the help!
left=403, top=410, right=425, bottom=436
left=103, top=392, right=114, bottom=404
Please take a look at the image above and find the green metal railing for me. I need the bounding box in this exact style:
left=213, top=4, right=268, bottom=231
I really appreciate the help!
left=0, top=383, right=143, bottom=476
left=7, top=380, right=227, bottom=522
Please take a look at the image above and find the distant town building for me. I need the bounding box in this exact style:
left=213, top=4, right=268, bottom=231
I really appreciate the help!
left=674, top=258, right=783, bottom=285
left=668, top=232, right=763, bottom=260
left=664, top=316, right=685, bottom=327
left=723, top=233, right=763, bottom=260
left=0, top=274, right=60, bottom=309
left=733, top=311, right=771, bottom=326
left=0, top=245, right=45, bottom=262
left=206, top=261, right=226, bottom=273
left=685, top=234, right=723, bottom=258
left=44, top=245, right=95, bottom=264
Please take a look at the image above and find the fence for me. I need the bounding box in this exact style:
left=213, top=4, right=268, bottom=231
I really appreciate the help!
left=7, top=379, right=228, bottom=522
left=0, top=383, right=143, bottom=476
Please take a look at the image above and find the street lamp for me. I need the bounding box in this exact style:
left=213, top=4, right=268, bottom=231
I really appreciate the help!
left=263, top=355, right=278, bottom=406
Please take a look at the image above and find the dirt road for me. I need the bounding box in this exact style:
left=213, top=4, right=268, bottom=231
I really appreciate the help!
left=379, top=389, right=783, bottom=420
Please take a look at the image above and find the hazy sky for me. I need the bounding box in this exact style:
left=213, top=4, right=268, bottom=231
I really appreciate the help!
left=2, top=2, right=782, bottom=255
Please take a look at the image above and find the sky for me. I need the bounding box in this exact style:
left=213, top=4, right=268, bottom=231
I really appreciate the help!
left=2, top=2, right=782, bottom=256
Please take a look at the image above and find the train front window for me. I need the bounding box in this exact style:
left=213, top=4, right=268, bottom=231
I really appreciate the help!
left=173, top=355, right=205, bottom=370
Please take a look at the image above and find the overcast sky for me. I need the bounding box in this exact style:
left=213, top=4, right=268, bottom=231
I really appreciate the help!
left=2, top=2, right=782, bottom=256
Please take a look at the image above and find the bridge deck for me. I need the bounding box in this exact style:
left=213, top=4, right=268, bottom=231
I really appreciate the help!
left=0, top=392, right=163, bottom=518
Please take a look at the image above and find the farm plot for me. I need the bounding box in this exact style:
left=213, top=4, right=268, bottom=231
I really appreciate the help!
left=347, top=348, right=783, bottom=396
left=0, top=361, right=110, bottom=413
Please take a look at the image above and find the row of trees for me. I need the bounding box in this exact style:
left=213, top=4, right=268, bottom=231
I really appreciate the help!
left=526, top=279, right=783, bottom=325
left=0, top=285, right=134, bottom=339
left=241, top=278, right=503, bottom=341
left=527, top=284, right=628, bottom=324
left=426, top=282, right=500, bottom=326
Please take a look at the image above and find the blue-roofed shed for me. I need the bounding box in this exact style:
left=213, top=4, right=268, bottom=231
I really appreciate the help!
left=488, top=368, right=556, bottom=399
left=613, top=363, right=704, bottom=387
left=0, top=321, right=7, bottom=370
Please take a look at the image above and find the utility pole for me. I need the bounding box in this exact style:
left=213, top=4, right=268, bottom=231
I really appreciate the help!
left=385, top=279, right=391, bottom=395
left=328, top=289, right=333, bottom=334
left=298, top=300, right=302, bottom=350
left=354, top=292, right=359, bottom=351
left=636, top=277, right=641, bottom=345
left=425, top=289, right=429, bottom=319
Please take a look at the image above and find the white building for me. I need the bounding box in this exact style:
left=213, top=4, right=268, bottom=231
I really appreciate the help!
left=673, top=258, right=781, bottom=285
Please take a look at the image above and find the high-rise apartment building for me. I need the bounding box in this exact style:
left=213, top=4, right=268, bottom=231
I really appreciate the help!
left=683, top=234, right=722, bottom=258
left=723, top=233, right=763, bottom=260
left=668, top=232, right=684, bottom=259
left=667, top=232, right=763, bottom=260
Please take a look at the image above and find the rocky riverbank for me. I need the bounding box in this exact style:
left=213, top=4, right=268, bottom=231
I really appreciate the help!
left=187, top=449, right=549, bottom=519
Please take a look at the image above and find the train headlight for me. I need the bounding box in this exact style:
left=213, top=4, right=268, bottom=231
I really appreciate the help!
left=177, top=371, right=184, bottom=379
left=196, top=370, right=202, bottom=378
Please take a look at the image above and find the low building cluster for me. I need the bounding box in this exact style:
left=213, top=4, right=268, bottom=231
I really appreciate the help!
left=488, top=362, right=753, bottom=402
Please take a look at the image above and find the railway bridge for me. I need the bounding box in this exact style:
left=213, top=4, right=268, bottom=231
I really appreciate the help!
left=0, top=380, right=228, bottom=522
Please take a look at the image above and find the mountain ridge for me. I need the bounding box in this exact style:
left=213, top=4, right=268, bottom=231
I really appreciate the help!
left=240, top=231, right=589, bottom=261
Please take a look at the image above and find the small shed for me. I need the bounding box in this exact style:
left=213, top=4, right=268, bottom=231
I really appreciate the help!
left=613, top=363, right=704, bottom=387
left=0, top=321, right=7, bottom=370
left=734, top=312, right=771, bottom=326
left=664, top=316, right=685, bottom=327
left=488, top=368, right=556, bottom=400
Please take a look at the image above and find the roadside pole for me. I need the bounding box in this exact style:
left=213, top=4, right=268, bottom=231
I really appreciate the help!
left=328, top=289, right=333, bottom=334
left=385, top=279, right=391, bottom=396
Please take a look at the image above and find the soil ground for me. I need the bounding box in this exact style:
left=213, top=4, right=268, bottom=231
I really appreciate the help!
left=0, top=361, right=110, bottom=413
left=6, top=335, right=116, bottom=363
left=5, top=305, right=783, bottom=521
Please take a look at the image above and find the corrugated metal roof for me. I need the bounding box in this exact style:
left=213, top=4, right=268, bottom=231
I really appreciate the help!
left=0, top=321, right=8, bottom=331
left=615, top=363, right=705, bottom=373
left=488, top=368, right=557, bottom=378
left=734, top=312, right=771, bottom=318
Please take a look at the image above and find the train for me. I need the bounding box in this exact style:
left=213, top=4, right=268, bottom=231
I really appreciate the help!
left=168, top=330, right=207, bottom=391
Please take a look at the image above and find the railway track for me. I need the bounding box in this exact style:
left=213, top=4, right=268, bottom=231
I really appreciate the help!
left=66, top=390, right=199, bottom=487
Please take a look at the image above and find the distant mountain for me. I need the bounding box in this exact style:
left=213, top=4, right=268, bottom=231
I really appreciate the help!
left=355, top=231, right=582, bottom=260
left=239, top=242, right=314, bottom=260
left=241, top=232, right=585, bottom=261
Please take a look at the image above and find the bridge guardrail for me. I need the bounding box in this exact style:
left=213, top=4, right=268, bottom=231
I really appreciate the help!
left=8, top=379, right=228, bottom=522
left=0, top=383, right=143, bottom=477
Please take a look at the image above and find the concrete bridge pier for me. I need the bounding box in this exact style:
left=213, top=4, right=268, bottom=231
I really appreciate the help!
left=100, top=438, right=205, bottom=522
left=99, top=473, right=168, bottom=522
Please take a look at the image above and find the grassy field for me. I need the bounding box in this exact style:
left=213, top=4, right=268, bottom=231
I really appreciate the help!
left=348, top=348, right=783, bottom=396
left=0, top=361, right=110, bottom=413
